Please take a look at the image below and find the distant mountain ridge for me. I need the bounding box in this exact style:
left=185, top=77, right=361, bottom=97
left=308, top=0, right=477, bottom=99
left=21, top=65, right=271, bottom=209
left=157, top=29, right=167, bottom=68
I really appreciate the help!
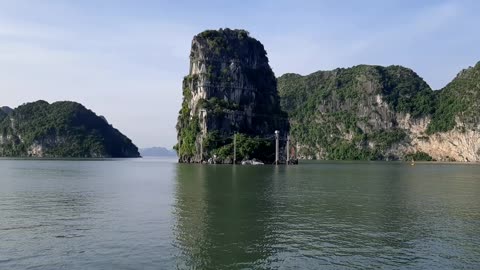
left=140, top=147, right=177, bottom=157
left=0, top=100, right=140, bottom=158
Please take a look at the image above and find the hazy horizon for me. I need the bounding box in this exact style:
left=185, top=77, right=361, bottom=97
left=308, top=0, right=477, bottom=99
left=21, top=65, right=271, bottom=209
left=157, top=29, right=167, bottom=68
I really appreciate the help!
left=1, top=0, right=479, bottom=148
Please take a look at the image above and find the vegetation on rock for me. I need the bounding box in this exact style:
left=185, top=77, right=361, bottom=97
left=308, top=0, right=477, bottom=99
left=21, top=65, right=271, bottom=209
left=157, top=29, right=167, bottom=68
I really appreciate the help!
left=279, top=66, right=422, bottom=160
left=178, top=29, right=479, bottom=162
left=0, top=101, right=140, bottom=158
left=278, top=63, right=480, bottom=161
left=175, top=76, right=198, bottom=160
left=203, top=132, right=273, bottom=162
left=404, top=152, right=434, bottom=161
left=427, top=61, right=480, bottom=134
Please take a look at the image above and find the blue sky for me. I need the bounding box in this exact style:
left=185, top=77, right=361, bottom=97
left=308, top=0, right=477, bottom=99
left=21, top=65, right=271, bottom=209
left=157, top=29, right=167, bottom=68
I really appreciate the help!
left=1, top=0, right=479, bottom=148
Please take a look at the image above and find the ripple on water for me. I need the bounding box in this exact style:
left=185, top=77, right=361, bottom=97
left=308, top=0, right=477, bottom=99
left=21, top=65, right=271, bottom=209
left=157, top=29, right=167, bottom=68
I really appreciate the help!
left=1, top=160, right=480, bottom=269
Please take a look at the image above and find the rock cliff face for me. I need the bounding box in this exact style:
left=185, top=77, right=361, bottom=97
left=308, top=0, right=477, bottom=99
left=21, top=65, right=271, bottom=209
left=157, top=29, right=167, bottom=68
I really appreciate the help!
left=176, top=29, right=289, bottom=163
left=278, top=62, right=480, bottom=162
left=0, top=100, right=140, bottom=158
left=176, top=28, right=479, bottom=162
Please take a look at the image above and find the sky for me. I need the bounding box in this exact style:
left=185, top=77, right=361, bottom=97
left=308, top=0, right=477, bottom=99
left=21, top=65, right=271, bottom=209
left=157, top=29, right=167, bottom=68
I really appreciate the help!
left=1, top=0, right=479, bottom=148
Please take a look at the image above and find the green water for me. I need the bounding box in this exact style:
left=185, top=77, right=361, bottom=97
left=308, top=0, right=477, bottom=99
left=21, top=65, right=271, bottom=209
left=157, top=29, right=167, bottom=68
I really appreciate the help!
left=1, top=159, right=479, bottom=269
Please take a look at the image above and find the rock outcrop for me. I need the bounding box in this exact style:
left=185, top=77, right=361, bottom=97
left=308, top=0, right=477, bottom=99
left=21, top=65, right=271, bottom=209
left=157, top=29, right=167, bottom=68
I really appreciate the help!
left=0, top=106, right=13, bottom=115
left=0, top=100, right=140, bottom=158
left=176, top=29, right=289, bottom=163
left=278, top=62, right=480, bottom=162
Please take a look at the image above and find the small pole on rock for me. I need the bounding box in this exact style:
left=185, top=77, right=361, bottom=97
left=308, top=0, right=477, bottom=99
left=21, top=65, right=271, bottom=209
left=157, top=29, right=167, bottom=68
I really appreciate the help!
left=199, top=109, right=206, bottom=163
left=200, top=135, right=203, bottom=162
left=296, top=142, right=299, bottom=161
left=233, top=133, right=236, bottom=165
left=286, top=135, right=290, bottom=165
left=275, top=130, right=279, bottom=165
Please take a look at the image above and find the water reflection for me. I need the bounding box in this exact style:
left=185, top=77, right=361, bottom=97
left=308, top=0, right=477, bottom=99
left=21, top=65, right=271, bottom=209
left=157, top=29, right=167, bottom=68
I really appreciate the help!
left=173, top=165, right=278, bottom=269
left=173, top=162, right=480, bottom=269
left=1, top=160, right=479, bottom=269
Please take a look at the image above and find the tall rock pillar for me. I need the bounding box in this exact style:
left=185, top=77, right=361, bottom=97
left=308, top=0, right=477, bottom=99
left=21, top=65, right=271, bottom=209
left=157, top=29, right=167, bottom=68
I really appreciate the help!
left=176, top=28, right=289, bottom=163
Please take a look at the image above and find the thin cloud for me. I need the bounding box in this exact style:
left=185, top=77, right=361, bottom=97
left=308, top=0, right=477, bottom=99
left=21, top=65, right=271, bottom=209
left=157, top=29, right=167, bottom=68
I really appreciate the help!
left=266, top=1, right=466, bottom=89
left=0, top=16, right=194, bottom=148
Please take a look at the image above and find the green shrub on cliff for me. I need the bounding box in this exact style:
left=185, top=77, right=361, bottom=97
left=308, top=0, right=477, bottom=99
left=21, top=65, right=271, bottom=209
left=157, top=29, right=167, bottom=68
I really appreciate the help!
left=176, top=117, right=200, bottom=159
left=204, top=133, right=273, bottom=162
left=404, top=152, right=434, bottom=161
left=198, top=98, right=239, bottom=112
left=198, top=29, right=251, bottom=57
left=175, top=76, right=199, bottom=160
left=380, top=66, right=436, bottom=118
left=427, top=62, right=480, bottom=134
left=370, top=129, right=407, bottom=150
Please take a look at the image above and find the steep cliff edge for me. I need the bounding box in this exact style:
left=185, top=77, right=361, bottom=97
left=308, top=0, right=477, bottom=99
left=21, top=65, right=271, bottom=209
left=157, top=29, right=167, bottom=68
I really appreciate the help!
left=175, top=29, right=289, bottom=163
left=0, top=101, right=140, bottom=158
left=278, top=62, right=480, bottom=162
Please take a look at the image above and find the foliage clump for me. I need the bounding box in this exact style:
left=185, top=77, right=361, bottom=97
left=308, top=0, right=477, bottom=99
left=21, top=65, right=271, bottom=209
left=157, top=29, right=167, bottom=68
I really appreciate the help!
left=427, top=62, right=480, bottom=134
left=404, top=152, right=434, bottom=161
left=203, top=132, right=273, bottom=162
left=175, top=76, right=199, bottom=161
left=197, top=97, right=239, bottom=113
left=278, top=65, right=437, bottom=160
left=379, top=66, right=435, bottom=118
left=196, top=28, right=253, bottom=57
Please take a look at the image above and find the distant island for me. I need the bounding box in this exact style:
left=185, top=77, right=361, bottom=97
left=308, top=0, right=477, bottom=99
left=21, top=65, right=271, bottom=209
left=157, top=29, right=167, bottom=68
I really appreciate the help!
left=140, top=147, right=177, bottom=157
left=176, top=28, right=480, bottom=163
left=0, top=100, right=140, bottom=158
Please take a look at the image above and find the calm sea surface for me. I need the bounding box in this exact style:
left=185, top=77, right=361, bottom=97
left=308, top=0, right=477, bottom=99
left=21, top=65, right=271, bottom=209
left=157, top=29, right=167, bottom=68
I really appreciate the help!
left=0, top=158, right=479, bottom=269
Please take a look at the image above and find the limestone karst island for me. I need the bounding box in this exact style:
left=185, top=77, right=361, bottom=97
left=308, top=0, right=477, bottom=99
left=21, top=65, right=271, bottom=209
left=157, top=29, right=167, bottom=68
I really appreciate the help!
left=1, top=28, right=479, bottom=162
left=176, top=28, right=480, bottom=163
left=175, top=29, right=290, bottom=164
left=0, top=101, right=139, bottom=158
